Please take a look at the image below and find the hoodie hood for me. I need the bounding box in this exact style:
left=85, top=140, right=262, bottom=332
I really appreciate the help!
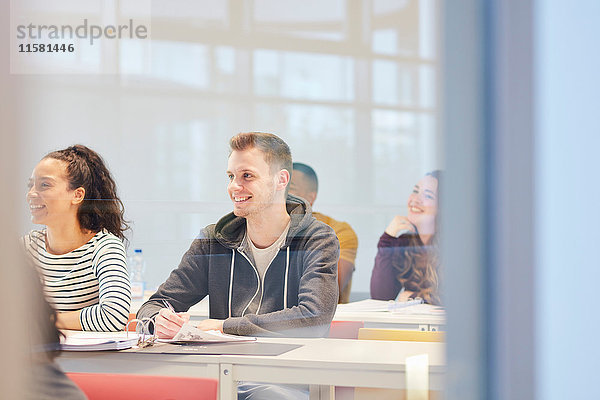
left=212, top=193, right=314, bottom=249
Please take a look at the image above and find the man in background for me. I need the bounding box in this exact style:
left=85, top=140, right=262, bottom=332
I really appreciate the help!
left=289, top=162, right=358, bottom=303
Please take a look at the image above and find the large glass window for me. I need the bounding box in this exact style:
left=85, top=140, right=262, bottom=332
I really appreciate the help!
left=19, top=0, right=441, bottom=298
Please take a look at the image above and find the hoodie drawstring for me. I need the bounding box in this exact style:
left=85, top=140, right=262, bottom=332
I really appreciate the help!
left=229, top=250, right=235, bottom=318
left=283, top=247, right=290, bottom=309
left=230, top=246, right=290, bottom=314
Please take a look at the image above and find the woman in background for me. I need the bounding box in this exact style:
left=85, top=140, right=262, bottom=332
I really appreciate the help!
left=370, top=170, right=442, bottom=305
left=23, top=145, right=131, bottom=331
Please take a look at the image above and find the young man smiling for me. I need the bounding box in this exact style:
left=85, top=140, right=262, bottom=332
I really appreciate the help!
left=137, top=132, right=339, bottom=339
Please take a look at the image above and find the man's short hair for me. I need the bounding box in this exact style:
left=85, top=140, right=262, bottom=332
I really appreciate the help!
left=292, top=162, right=318, bottom=193
left=230, top=132, right=292, bottom=174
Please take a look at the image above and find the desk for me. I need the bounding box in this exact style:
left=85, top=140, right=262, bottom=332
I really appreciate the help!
left=333, top=311, right=445, bottom=331
left=58, top=337, right=446, bottom=400
left=131, top=297, right=446, bottom=331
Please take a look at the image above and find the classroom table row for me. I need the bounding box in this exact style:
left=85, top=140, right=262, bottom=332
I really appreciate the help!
left=130, top=296, right=446, bottom=332
left=57, top=336, right=446, bottom=400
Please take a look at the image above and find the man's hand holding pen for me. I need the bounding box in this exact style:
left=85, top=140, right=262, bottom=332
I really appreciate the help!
left=154, top=300, right=190, bottom=339
left=154, top=299, right=225, bottom=339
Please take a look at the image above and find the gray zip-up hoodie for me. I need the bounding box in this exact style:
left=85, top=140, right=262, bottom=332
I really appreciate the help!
left=137, top=194, right=340, bottom=337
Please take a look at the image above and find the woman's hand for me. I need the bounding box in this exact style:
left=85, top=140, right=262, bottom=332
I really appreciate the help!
left=385, top=215, right=416, bottom=237
left=397, top=289, right=415, bottom=302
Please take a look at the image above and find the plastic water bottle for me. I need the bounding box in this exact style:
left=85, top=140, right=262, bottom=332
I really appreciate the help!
left=129, top=249, right=146, bottom=300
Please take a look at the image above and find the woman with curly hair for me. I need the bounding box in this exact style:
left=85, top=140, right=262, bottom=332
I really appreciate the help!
left=23, top=145, right=131, bottom=331
left=370, top=170, right=442, bottom=305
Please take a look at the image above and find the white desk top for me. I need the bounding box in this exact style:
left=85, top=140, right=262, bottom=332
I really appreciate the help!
left=224, top=337, right=445, bottom=370
left=58, top=336, right=446, bottom=393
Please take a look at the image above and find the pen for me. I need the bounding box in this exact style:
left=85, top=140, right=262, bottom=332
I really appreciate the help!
left=162, top=299, right=175, bottom=313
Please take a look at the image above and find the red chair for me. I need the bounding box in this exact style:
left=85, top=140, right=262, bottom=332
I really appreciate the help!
left=328, top=321, right=365, bottom=399
left=328, top=320, right=364, bottom=339
left=126, top=313, right=138, bottom=332
left=66, top=373, right=218, bottom=400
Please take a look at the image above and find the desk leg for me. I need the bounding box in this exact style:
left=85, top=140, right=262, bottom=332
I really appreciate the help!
left=309, top=385, right=319, bottom=400
left=322, top=385, right=334, bottom=400
left=220, top=363, right=236, bottom=400
left=309, top=385, right=334, bottom=400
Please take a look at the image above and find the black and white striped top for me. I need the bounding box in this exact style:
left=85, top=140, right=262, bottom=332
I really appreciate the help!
left=23, top=229, right=131, bottom=332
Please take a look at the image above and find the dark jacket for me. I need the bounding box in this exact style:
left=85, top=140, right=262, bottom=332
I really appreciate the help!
left=137, top=194, right=340, bottom=337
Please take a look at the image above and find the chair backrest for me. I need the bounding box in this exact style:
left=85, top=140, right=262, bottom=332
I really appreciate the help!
left=358, top=328, right=445, bottom=342
left=126, top=313, right=137, bottom=332
left=328, top=320, right=364, bottom=339
left=66, top=373, right=218, bottom=400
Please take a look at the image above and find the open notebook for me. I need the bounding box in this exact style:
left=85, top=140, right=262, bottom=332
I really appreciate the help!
left=60, top=331, right=139, bottom=351
left=60, top=323, right=255, bottom=351
left=160, top=323, right=256, bottom=344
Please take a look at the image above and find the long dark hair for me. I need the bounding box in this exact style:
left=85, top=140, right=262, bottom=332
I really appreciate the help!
left=396, top=170, right=442, bottom=305
left=44, top=145, right=129, bottom=243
